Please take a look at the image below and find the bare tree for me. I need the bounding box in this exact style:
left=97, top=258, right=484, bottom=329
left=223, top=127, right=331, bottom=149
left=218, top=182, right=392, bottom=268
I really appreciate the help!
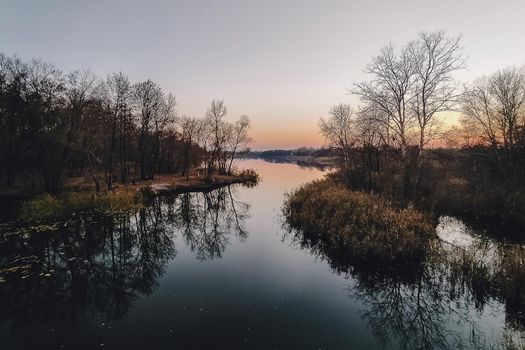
left=353, top=44, right=416, bottom=159
left=196, top=117, right=212, bottom=179
left=153, top=92, right=177, bottom=174
left=179, top=115, right=202, bottom=179
left=408, top=30, right=466, bottom=151
left=226, top=115, right=252, bottom=174
left=356, top=105, right=390, bottom=149
left=57, top=70, right=96, bottom=183
left=441, top=123, right=481, bottom=148
left=319, top=103, right=356, bottom=171
left=489, top=67, right=525, bottom=156
left=461, top=66, right=525, bottom=174
left=204, top=100, right=228, bottom=178
left=133, top=79, right=163, bottom=180
left=102, top=72, right=132, bottom=189
left=355, top=107, right=391, bottom=190
left=25, top=59, right=65, bottom=191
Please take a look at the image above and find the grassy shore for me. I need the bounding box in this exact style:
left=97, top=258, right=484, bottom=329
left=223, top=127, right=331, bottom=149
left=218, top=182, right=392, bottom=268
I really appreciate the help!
left=283, top=178, right=434, bottom=268
left=19, top=189, right=143, bottom=219
left=135, top=169, right=259, bottom=195
left=11, top=169, right=259, bottom=220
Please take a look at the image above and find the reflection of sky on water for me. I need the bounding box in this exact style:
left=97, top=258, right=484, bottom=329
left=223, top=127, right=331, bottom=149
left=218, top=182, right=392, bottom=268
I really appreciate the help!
left=0, top=159, right=523, bottom=349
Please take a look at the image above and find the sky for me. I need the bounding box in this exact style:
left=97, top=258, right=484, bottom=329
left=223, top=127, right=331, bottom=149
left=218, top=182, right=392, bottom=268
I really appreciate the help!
left=1, top=0, right=525, bottom=150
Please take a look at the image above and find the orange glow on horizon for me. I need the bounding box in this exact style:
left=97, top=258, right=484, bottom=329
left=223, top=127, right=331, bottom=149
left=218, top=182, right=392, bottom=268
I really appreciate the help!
left=251, top=126, right=324, bottom=150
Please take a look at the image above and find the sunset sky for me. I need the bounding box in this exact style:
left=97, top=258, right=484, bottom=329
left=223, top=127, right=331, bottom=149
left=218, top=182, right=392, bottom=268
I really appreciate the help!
left=2, top=0, right=525, bottom=149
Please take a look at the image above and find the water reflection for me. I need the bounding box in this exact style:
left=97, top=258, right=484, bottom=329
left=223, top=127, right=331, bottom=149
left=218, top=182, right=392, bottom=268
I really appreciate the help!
left=283, top=215, right=525, bottom=349
left=0, top=185, right=250, bottom=332
left=164, top=186, right=250, bottom=260
left=249, top=156, right=335, bottom=172
left=437, top=217, right=525, bottom=337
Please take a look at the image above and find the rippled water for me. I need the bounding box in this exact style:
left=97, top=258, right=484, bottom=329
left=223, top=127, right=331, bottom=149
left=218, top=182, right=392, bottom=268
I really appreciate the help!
left=0, top=159, right=523, bottom=349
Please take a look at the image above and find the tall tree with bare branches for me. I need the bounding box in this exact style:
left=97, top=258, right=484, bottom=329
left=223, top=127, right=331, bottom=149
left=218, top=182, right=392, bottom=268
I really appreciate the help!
left=133, top=79, right=163, bottom=180
left=408, top=30, right=466, bottom=151
left=462, top=66, right=525, bottom=176
left=226, top=115, right=252, bottom=174
left=353, top=44, right=416, bottom=159
left=319, top=103, right=356, bottom=171
left=204, top=100, right=228, bottom=179
left=103, top=72, right=131, bottom=189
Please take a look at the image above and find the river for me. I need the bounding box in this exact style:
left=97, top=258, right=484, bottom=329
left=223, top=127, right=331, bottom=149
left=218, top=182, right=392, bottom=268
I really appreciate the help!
left=0, top=159, right=523, bottom=349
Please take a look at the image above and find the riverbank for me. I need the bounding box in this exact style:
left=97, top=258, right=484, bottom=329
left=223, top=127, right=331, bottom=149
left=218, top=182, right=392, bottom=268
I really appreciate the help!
left=2, top=169, right=259, bottom=221
left=136, top=171, right=258, bottom=196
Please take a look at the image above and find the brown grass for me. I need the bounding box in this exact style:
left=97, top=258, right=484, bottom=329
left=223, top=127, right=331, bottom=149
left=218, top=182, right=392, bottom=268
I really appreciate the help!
left=283, top=179, right=434, bottom=266
left=19, top=188, right=142, bottom=219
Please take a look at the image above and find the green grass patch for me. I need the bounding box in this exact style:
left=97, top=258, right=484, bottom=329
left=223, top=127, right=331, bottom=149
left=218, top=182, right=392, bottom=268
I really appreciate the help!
left=19, top=189, right=143, bottom=220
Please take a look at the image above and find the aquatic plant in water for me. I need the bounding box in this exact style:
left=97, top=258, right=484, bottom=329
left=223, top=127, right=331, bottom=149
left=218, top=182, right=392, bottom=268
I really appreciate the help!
left=19, top=189, right=143, bottom=219
left=283, top=179, right=434, bottom=269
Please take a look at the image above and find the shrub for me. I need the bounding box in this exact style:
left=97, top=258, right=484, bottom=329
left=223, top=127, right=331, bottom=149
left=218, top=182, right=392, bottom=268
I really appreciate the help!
left=236, top=168, right=260, bottom=186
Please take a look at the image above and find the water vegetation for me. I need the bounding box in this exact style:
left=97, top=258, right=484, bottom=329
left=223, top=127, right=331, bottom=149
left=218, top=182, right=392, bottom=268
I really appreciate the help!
left=18, top=188, right=143, bottom=220
left=282, top=174, right=525, bottom=348
left=235, top=168, right=260, bottom=186
left=282, top=207, right=525, bottom=349
left=283, top=178, right=433, bottom=269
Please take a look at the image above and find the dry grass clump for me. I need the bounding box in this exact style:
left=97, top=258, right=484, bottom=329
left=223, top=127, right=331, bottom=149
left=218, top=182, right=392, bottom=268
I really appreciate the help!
left=283, top=179, right=434, bottom=267
left=19, top=188, right=142, bottom=219
left=236, top=168, right=260, bottom=184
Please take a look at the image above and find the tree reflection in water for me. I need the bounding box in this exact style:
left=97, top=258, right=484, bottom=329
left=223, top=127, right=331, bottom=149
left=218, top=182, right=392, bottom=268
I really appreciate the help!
left=170, top=186, right=249, bottom=261
left=0, top=185, right=249, bottom=331
left=283, top=215, right=525, bottom=349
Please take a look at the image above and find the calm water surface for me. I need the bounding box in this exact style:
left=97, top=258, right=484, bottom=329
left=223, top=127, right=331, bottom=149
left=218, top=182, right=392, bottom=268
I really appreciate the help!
left=0, top=160, right=523, bottom=349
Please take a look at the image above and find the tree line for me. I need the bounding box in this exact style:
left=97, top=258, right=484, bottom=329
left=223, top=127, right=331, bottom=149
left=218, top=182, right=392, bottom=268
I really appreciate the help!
left=0, top=54, right=252, bottom=192
left=321, top=30, right=525, bottom=225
